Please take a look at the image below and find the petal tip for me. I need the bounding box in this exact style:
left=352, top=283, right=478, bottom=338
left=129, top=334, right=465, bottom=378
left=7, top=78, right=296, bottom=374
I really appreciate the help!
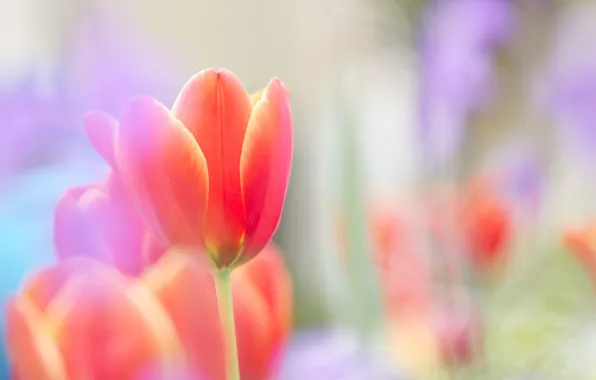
left=83, top=111, right=118, bottom=167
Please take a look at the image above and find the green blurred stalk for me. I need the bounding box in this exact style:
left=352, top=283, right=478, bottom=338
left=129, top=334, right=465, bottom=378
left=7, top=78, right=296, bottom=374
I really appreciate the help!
left=336, top=85, right=382, bottom=339
left=214, top=270, right=241, bottom=380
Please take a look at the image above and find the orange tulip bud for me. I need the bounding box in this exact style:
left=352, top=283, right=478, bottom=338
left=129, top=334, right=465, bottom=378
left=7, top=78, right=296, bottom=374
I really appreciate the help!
left=94, top=69, right=294, bottom=269
left=54, top=171, right=163, bottom=276
left=564, top=223, right=596, bottom=289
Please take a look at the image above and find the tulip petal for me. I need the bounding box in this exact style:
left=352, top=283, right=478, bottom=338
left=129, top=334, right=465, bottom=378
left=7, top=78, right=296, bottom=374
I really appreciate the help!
left=5, top=297, right=67, bottom=380
left=103, top=172, right=154, bottom=275
left=142, top=251, right=225, bottom=380
left=142, top=230, right=166, bottom=267
left=235, top=244, right=292, bottom=352
left=115, top=96, right=209, bottom=249
left=172, top=69, right=252, bottom=265
left=54, top=185, right=115, bottom=265
left=22, top=257, right=111, bottom=313
left=250, top=83, right=290, bottom=106
left=83, top=110, right=119, bottom=168
left=240, top=79, right=293, bottom=258
left=46, top=260, right=184, bottom=379
left=231, top=277, right=273, bottom=380
left=54, top=174, right=154, bottom=276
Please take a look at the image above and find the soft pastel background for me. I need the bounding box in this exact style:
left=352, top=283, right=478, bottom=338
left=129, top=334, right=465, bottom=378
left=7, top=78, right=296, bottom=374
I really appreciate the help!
left=3, top=0, right=596, bottom=379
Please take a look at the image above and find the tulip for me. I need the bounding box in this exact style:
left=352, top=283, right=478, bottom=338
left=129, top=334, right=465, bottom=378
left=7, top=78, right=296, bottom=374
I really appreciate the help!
left=564, top=223, right=596, bottom=290
left=460, top=181, right=512, bottom=272
left=54, top=171, right=163, bottom=276
left=5, top=244, right=292, bottom=380
left=81, top=68, right=293, bottom=270
left=432, top=289, right=483, bottom=367
left=429, top=181, right=513, bottom=275
left=367, top=205, right=433, bottom=317
left=365, top=205, right=484, bottom=371
left=142, top=243, right=292, bottom=380
left=53, top=108, right=166, bottom=276
left=5, top=257, right=185, bottom=380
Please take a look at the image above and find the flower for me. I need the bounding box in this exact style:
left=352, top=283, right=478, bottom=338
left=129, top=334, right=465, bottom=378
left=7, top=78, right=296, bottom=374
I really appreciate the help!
left=564, top=223, right=596, bottom=288
left=0, top=77, right=73, bottom=179
left=53, top=111, right=165, bottom=276
left=365, top=204, right=484, bottom=371
left=5, top=244, right=292, bottom=380
left=367, top=204, right=433, bottom=317
left=485, top=146, right=545, bottom=221
left=459, top=181, right=513, bottom=272
left=432, top=289, right=483, bottom=367
left=277, top=329, right=406, bottom=380
left=542, top=4, right=596, bottom=159
left=430, top=181, right=513, bottom=274
left=5, top=257, right=185, bottom=380
left=53, top=172, right=163, bottom=276
left=86, top=69, right=293, bottom=270
left=419, top=0, right=514, bottom=163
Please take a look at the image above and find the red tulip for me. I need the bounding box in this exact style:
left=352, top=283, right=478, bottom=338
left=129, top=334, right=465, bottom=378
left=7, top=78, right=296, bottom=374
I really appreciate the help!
left=86, top=68, right=294, bottom=269
left=5, top=244, right=292, bottom=380
left=430, top=181, right=513, bottom=274
left=54, top=171, right=163, bottom=276
left=460, top=181, right=512, bottom=271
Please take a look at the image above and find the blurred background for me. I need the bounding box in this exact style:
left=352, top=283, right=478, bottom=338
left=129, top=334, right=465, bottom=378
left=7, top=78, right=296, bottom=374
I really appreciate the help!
left=4, top=0, right=596, bottom=379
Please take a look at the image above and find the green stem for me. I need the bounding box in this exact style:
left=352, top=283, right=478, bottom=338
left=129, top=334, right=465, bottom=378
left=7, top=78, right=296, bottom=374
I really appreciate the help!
left=336, top=84, right=381, bottom=339
left=214, top=269, right=240, bottom=380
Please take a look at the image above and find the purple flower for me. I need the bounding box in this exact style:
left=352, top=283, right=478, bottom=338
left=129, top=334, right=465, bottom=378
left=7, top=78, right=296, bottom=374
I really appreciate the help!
left=485, top=145, right=545, bottom=220
left=419, top=0, right=515, bottom=163
left=0, top=7, right=181, bottom=179
left=0, top=76, right=75, bottom=178
left=542, top=5, right=596, bottom=160
left=276, top=329, right=408, bottom=380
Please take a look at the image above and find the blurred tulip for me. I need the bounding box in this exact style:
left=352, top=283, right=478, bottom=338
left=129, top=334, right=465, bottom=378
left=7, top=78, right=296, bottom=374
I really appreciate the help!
left=366, top=205, right=484, bottom=371
left=5, top=257, right=185, bottom=380
left=141, top=243, right=292, bottom=380
left=6, top=243, right=292, bottom=380
left=54, top=171, right=163, bottom=276
left=366, top=206, right=441, bottom=374
left=85, top=69, right=293, bottom=270
left=367, top=205, right=433, bottom=317
left=564, top=223, right=596, bottom=288
left=460, top=181, right=513, bottom=272
left=431, top=181, right=513, bottom=275
left=432, top=289, right=483, bottom=367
